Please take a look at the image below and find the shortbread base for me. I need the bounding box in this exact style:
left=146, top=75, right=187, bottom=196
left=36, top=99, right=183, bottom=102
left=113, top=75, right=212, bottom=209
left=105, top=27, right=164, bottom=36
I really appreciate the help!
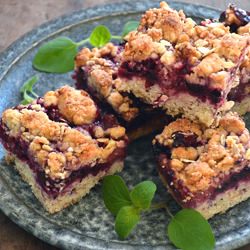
left=118, top=77, right=229, bottom=126
left=232, top=97, right=250, bottom=116
left=6, top=152, right=123, bottom=214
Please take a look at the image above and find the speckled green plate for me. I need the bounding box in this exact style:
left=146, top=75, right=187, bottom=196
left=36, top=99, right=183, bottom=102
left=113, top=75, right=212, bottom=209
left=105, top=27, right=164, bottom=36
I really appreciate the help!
left=0, top=1, right=250, bottom=249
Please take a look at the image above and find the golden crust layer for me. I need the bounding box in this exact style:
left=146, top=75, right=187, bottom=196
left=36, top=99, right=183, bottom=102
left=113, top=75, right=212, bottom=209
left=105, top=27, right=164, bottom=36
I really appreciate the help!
left=2, top=86, right=127, bottom=181
left=155, top=112, right=250, bottom=192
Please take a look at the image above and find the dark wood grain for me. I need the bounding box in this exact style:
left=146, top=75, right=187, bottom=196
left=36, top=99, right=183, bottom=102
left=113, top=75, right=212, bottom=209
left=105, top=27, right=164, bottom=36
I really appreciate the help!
left=0, top=0, right=250, bottom=250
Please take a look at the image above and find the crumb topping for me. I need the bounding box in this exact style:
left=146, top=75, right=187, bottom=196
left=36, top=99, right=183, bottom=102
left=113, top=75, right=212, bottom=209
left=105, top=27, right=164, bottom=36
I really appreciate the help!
left=44, top=86, right=97, bottom=125
left=2, top=86, right=127, bottom=180
left=155, top=112, right=250, bottom=192
left=238, top=23, right=250, bottom=35
left=74, top=43, right=119, bottom=68
left=138, top=2, right=185, bottom=43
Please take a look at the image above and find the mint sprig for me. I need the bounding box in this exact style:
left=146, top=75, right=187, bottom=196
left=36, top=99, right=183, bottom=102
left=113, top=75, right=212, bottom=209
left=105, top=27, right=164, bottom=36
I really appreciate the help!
left=33, top=21, right=139, bottom=73
left=102, top=175, right=156, bottom=238
left=102, top=175, right=215, bottom=250
left=33, top=37, right=78, bottom=73
left=89, top=26, right=112, bottom=48
left=115, top=205, right=140, bottom=239
left=102, top=175, right=132, bottom=216
left=130, top=181, right=156, bottom=210
left=21, top=75, right=39, bottom=104
left=123, top=21, right=139, bottom=37
left=168, top=209, right=215, bottom=250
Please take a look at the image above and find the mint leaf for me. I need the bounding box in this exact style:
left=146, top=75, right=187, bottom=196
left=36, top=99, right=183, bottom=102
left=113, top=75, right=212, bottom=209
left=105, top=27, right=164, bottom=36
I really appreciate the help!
left=21, top=75, right=38, bottom=97
left=21, top=75, right=38, bottom=104
left=130, top=181, right=156, bottom=210
left=123, top=21, right=140, bottom=37
left=33, top=37, right=78, bottom=73
left=115, top=205, right=140, bottom=239
left=89, top=26, right=111, bottom=48
left=102, top=175, right=132, bottom=216
left=21, top=91, right=34, bottom=104
left=168, top=209, right=215, bottom=250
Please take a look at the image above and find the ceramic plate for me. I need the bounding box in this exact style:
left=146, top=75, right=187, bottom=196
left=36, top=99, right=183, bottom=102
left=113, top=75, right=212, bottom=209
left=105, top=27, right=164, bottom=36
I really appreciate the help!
left=0, top=1, right=250, bottom=249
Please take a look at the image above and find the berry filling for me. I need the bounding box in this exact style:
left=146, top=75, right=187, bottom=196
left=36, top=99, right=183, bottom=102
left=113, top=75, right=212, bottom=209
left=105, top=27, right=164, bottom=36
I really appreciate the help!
left=220, top=5, right=250, bottom=32
left=171, top=131, right=202, bottom=148
left=118, top=57, right=232, bottom=106
left=228, top=81, right=250, bottom=102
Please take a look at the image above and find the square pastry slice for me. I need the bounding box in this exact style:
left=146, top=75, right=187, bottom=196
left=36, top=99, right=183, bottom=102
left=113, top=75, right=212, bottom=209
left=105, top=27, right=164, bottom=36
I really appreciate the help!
left=117, top=1, right=250, bottom=126
left=219, top=5, right=250, bottom=115
left=74, top=43, right=170, bottom=140
left=153, top=112, right=250, bottom=219
left=0, top=86, right=128, bottom=213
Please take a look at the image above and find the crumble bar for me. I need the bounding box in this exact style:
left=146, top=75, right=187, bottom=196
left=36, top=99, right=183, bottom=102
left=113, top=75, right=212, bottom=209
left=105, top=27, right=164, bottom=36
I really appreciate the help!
left=74, top=43, right=171, bottom=140
left=219, top=5, right=250, bottom=115
left=153, top=112, right=250, bottom=219
left=0, top=86, right=128, bottom=213
left=117, top=1, right=250, bottom=126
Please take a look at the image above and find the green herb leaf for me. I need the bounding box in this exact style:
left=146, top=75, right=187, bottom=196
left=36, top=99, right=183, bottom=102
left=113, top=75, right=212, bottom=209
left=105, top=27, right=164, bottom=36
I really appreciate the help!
left=21, top=91, right=34, bottom=104
left=168, top=209, right=215, bottom=250
left=21, top=75, right=38, bottom=104
left=33, top=37, right=78, bottom=73
left=115, top=205, right=140, bottom=239
left=123, top=21, right=140, bottom=37
left=89, top=26, right=111, bottom=48
left=130, top=181, right=156, bottom=210
left=102, top=175, right=132, bottom=216
left=21, top=75, right=38, bottom=97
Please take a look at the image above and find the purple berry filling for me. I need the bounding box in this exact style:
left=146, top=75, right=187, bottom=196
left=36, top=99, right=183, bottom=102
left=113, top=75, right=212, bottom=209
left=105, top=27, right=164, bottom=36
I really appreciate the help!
left=171, top=131, right=201, bottom=148
left=118, top=58, right=228, bottom=106
left=219, top=4, right=250, bottom=32
left=228, top=81, right=250, bottom=102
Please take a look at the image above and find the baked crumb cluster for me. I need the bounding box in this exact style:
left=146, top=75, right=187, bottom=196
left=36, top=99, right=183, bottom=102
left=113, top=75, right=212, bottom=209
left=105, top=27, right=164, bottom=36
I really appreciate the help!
left=218, top=5, right=250, bottom=115
left=2, top=86, right=127, bottom=180
left=221, top=5, right=250, bottom=78
left=122, top=1, right=249, bottom=91
left=154, top=112, right=250, bottom=193
left=44, top=86, right=98, bottom=125
left=75, top=43, right=139, bottom=122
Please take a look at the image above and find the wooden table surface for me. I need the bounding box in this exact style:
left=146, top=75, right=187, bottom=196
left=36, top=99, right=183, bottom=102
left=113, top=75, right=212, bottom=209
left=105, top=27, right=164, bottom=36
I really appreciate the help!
left=0, top=0, right=250, bottom=249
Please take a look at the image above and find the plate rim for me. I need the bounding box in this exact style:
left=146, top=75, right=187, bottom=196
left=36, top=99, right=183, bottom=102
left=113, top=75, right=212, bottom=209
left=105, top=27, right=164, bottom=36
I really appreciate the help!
left=0, top=1, right=249, bottom=249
